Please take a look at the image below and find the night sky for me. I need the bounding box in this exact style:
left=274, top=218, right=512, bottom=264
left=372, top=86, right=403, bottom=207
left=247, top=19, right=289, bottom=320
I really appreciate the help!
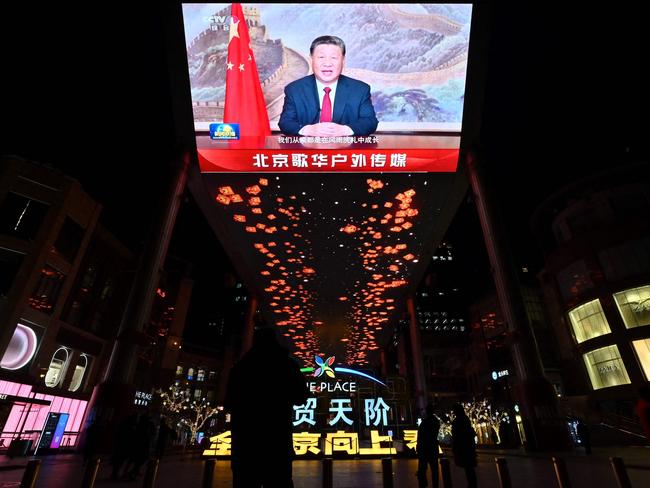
left=1, top=3, right=648, bottom=347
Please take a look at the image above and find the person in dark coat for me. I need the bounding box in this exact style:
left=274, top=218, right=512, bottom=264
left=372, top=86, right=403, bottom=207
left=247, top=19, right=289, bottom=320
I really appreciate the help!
left=125, top=412, right=155, bottom=480
left=451, top=404, right=477, bottom=488
left=417, top=404, right=441, bottom=487
left=225, top=327, right=309, bottom=488
left=155, top=416, right=177, bottom=459
left=81, top=420, right=101, bottom=465
left=636, top=385, right=650, bottom=444
left=575, top=418, right=591, bottom=454
left=110, top=413, right=137, bottom=480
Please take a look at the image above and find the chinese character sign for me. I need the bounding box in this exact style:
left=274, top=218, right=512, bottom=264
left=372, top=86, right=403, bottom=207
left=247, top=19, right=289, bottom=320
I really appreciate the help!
left=293, top=398, right=317, bottom=426
left=329, top=399, right=354, bottom=426
left=364, top=397, right=390, bottom=427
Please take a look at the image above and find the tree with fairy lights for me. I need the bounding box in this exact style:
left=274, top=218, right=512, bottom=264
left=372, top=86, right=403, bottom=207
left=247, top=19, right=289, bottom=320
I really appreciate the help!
left=157, top=386, right=220, bottom=445
left=460, top=399, right=509, bottom=444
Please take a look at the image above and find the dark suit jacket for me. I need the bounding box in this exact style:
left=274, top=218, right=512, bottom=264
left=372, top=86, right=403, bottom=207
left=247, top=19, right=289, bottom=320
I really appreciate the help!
left=278, top=74, right=379, bottom=136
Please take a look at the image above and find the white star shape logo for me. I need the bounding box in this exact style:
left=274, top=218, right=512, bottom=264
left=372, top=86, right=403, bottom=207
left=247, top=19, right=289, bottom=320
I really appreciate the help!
left=239, top=64, right=245, bottom=72
left=227, top=61, right=234, bottom=70
left=228, top=17, right=240, bottom=44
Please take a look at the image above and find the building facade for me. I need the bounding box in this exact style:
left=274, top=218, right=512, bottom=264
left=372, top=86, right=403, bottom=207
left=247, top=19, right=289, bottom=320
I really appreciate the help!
left=0, top=157, right=133, bottom=450
left=531, top=162, right=650, bottom=422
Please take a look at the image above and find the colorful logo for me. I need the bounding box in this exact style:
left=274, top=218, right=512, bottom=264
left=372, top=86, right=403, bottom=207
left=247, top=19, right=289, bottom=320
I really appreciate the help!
left=301, top=355, right=387, bottom=387
left=314, top=355, right=336, bottom=379
left=209, top=123, right=240, bottom=140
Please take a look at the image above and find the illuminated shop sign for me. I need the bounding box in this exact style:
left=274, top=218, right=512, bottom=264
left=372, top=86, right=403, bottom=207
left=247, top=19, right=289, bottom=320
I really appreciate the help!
left=293, top=397, right=390, bottom=427
left=203, top=429, right=425, bottom=457
left=134, top=391, right=153, bottom=407
left=301, top=355, right=387, bottom=393
left=491, top=369, right=509, bottom=380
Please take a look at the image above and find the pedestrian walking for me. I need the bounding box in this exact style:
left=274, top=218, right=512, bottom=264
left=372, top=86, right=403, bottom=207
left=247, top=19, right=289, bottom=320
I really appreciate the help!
left=636, top=385, right=650, bottom=443
left=451, top=403, right=477, bottom=488
left=225, top=327, right=309, bottom=488
left=576, top=418, right=591, bottom=454
left=417, top=404, right=441, bottom=488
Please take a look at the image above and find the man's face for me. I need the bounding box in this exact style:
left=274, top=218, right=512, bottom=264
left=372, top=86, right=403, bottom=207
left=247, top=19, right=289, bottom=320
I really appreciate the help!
left=311, top=44, right=344, bottom=85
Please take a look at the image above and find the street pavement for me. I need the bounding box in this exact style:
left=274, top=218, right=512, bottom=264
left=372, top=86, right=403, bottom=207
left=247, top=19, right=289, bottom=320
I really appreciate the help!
left=0, top=446, right=649, bottom=487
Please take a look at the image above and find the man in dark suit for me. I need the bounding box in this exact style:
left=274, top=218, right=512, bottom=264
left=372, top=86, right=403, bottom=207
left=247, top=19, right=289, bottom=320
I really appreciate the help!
left=279, top=36, right=378, bottom=137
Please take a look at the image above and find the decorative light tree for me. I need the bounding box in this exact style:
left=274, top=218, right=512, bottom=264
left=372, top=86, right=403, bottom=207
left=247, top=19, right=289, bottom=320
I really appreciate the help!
left=461, top=399, right=509, bottom=444
left=157, top=386, right=220, bottom=444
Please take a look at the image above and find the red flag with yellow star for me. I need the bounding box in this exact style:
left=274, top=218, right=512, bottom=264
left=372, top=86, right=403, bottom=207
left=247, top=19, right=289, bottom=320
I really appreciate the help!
left=224, top=3, right=271, bottom=137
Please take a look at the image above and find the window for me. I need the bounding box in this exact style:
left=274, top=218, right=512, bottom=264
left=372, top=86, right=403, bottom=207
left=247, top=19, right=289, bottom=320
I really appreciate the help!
left=69, top=353, right=90, bottom=392
left=52, top=217, right=84, bottom=263
left=632, top=339, right=650, bottom=380
left=194, top=389, right=202, bottom=400
left=557, top=260, right=595, bottom=301
left=28, top=265, right=66, bottom=314
left=0, top=247, right=24, bottom=298
left=176, top=365, right=183, bottom=376
left=208, top=371, right=216, bottom=380
left=0, top=323, right=38, bottom=370
left=567, top=299, right=612, bottom=343
left=583, top=345, right=631, bottom=390
left=599, top=238, right=650, bottom=281
left=187, top=368, right=194, bottom=380
left=613, top=285, right=650, bottom=329
left=45, top=347, right=71, bottom=388
left=0, top=192, right=49, bottom=241
left=197, top=369, right=205, bottom=382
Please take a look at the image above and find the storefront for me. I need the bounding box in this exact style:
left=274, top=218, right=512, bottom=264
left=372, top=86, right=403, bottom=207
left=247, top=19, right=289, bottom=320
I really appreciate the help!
left=0, top=380, right=88, bottom=451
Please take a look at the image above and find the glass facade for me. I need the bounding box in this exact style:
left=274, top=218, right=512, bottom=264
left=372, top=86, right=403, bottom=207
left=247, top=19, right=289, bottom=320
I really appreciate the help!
left=583, top=345, right=631, bottom=390
left=28, top=265, right=66, bottom=314
left=0, top=192, right=49, bottom=241
left=613, top=285, right=650, bottom=329
left=632, top=339, right=650, bottom=380
left=568, top=299, right=612, bottom=343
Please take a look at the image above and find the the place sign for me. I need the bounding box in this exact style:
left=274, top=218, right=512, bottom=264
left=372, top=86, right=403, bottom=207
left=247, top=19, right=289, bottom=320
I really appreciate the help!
left=491, top=369, right=509, bottom=380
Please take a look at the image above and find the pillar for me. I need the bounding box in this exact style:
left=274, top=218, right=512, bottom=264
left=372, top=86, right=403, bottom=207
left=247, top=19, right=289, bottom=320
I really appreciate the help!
left=407, top=296, right=427, bottom=413
left=464, top=149, right=570, bottom=450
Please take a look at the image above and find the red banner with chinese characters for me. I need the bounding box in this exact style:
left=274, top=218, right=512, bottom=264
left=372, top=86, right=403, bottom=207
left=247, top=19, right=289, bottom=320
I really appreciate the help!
left=196, top=134, right=460, bottom=173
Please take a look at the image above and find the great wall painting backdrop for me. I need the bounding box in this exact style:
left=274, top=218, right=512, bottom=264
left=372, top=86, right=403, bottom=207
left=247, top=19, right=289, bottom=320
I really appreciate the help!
left=182, top=3, right=472, bottom=132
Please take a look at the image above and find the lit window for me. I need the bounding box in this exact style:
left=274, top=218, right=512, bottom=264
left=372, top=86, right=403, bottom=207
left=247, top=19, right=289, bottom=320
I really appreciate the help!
left=208, top=371, right=216, bottom=380
left=583, top=345, right=631, bottom=390
left=176, top=365, right=183, bottom=376
left=568, top=299, right=612, bottom=343
left=613, top=285, right=650, bottom=329
left=0, top=323, right=38, bottom=370
left=69, top=353, right=90, bottom=392
left=632, top=339, right=650, bottom=380
left=187, top=367, right=194, bottom=380
left=194, top=389, right=202, bottom=400
left=197, top=369, right=205, bottom=382
left=45, top=347, right=70, bottom=388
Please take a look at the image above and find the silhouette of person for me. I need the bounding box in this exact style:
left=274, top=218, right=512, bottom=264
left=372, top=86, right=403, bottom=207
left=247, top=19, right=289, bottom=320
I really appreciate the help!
left=417, top=404, right=441, bottom=488
left=155, top=416, right=177, bottom=459
left=110, top=412, right=137, bottom=480
left=125, top=412, right=155, bottom=480
left=636, top=385, right=650, bottom=443
left=81, top=420, right=101, bottom=465
left=451, top=404, right=477, bottom=488
left=576, top=418, right=591, bottom=454
left=225, top=327, right=309, bottom=488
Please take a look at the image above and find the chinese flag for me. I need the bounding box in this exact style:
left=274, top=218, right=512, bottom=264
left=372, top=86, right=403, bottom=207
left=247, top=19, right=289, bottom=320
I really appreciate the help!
left=224, top=3, right=271, bottom=137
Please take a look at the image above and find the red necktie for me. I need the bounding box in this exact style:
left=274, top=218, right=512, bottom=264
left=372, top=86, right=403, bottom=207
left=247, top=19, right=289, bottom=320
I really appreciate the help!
left=320, top=87, right=332, bottom=123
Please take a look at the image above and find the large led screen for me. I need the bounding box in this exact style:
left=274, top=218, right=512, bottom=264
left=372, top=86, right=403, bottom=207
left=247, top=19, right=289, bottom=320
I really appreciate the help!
left=181, top=3, right=473, bottom=172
